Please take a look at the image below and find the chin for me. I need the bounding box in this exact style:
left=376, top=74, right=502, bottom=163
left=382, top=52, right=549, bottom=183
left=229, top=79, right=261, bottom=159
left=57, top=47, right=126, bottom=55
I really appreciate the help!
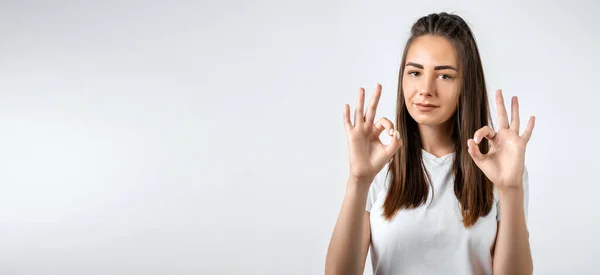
left=414, top=118, right=445, bottom=126
left=409, top=112, right=448, bottom=126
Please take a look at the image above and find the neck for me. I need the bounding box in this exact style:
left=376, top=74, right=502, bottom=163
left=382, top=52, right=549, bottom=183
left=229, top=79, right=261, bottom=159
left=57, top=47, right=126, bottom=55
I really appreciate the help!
left=418, top=121, right=455, bottom=158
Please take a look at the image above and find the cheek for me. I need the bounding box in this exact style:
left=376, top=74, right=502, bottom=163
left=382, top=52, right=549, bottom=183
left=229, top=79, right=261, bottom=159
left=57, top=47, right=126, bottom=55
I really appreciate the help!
left=442, top=94, right=460, bottom=115
left=437, top=85, right=460, bottom=114
left=439, top=83, right=460, bottom=102
left=402, top=80, right=415, bottom=102
left=403, top=90, right=415, bottom=110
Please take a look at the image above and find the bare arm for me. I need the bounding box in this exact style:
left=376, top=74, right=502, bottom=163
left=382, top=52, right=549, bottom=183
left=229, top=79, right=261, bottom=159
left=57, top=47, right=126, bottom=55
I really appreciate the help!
left=467, top=90, right=535, bottom=274
left=492, top=187, right=533, bottom=275
left=325, top=177, right=372, bottom=275
left=329, top=83, right=401, bottom=274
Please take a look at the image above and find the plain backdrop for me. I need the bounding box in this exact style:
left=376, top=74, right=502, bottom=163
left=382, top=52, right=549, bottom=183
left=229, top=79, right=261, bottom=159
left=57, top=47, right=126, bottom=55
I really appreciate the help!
left=0, top=0, right=598, bottom=274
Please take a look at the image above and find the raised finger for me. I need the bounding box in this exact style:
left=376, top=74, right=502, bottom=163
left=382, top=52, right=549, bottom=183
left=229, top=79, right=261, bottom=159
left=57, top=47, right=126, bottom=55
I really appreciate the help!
left=354, top=87, right=365, bottom=125
left=496, top=89, right=509, bottom=129
left=510, top=96, right=520, bottom=133
left=343, top=104, right=352, bottom=131
left=364, top=83, right=382, bottom=125
left=522, top=116, right=536, bottom=142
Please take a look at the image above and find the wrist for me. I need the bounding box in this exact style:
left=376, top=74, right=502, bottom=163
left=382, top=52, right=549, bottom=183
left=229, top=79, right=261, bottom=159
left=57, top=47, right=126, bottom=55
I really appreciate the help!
left=347, top=176, right=373, bottom=193
left=497, top=185, right=524, bottom=200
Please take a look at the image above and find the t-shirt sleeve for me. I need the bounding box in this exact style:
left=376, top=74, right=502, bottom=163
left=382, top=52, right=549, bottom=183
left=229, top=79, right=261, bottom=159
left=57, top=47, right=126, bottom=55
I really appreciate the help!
left=366, top=165, right=389, bottom=213
left=496, top=166, right=529, bottom=224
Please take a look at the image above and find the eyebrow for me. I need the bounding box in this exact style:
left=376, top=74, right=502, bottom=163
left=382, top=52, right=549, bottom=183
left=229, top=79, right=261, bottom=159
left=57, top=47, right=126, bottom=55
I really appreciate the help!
left=406, top=62, right=457, bottom=71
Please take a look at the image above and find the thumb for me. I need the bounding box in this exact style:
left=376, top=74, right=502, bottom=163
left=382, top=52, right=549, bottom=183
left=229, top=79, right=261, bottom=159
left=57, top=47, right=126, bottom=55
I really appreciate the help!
left=384, top=130, right=403, bottom=158
left=467, top=139, right=485, bottom=165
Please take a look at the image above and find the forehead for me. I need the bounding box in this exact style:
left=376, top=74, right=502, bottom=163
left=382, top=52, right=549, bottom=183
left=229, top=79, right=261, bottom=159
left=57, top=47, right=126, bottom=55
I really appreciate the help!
left=406, top=35, right=457, bottom=67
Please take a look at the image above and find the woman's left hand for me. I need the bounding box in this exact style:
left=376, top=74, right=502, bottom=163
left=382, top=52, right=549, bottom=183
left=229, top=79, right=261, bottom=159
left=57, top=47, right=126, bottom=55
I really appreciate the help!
left=467, top=89, right=535, bottom=191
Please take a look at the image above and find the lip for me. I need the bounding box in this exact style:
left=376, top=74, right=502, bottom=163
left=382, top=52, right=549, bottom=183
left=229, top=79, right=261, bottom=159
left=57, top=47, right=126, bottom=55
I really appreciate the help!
left=415, top=103, right=438, bottom=112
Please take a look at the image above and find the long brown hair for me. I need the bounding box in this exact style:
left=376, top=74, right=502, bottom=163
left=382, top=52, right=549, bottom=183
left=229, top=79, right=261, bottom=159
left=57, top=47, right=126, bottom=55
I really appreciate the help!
left=382, top=12, right=494, bottom=227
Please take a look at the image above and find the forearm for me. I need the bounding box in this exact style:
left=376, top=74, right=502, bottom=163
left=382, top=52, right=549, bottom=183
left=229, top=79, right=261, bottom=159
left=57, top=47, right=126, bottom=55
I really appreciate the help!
left=493, top=187, right=533, bottom=275
left=325, top=177, right=371, bottom=275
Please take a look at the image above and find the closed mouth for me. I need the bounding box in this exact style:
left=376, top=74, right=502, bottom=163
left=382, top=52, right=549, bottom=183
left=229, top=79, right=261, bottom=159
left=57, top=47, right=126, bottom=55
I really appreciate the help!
left=415, top=103, right=438, bottom=107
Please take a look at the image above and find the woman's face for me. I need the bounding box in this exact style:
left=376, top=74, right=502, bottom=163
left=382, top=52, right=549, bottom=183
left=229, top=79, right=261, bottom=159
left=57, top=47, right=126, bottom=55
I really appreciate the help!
left=402, top=35, right=460, bottom=127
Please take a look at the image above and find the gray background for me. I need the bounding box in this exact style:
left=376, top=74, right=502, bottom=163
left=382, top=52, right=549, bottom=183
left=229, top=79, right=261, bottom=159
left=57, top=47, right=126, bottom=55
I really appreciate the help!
left=0, top=0, right=598, bottom=274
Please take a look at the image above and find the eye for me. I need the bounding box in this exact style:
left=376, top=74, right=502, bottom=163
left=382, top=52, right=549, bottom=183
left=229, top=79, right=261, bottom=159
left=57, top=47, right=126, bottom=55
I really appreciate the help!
left=438, top=74, right=453, bottom=80
left=408, top=71, right=421, bottom=77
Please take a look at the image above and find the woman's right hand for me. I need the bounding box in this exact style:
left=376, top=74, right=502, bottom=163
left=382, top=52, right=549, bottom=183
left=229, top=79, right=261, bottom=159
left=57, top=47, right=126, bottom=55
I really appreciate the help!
left=343, top=84, right=403, bottom=183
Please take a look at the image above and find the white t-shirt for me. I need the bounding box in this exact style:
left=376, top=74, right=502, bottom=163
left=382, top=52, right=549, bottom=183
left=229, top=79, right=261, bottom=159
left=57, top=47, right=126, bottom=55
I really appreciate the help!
left=366, top=149, right=529, bottom=275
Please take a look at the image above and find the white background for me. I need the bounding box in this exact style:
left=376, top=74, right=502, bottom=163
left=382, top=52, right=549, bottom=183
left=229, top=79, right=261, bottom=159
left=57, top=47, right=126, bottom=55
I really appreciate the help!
left=0, top=0, right=598, bottom=274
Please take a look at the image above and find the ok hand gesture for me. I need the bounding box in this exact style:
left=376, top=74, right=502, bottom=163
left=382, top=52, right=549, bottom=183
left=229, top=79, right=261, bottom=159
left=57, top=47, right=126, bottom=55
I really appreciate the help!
left=343, top=84, right=403, bottom=183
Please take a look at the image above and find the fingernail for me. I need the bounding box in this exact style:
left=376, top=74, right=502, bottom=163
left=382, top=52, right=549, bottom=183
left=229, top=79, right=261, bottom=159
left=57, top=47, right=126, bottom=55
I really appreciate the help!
left=474, top=137, right=478, bottom=144
left=467, top=140, right=471, bottom=148
left=389, top=129, right=394, bottom=135
left=396, top=132, right=400, bottom=140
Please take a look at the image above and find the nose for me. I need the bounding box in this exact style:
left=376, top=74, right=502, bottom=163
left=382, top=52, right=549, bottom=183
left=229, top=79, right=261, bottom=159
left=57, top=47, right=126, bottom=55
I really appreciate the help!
left=418, top=78, right=435, bottom=97
left=419, top=87, right=435, bottom=98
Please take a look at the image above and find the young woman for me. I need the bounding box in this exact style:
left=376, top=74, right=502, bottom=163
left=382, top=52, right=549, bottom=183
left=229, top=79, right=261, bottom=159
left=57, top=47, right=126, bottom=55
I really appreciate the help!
left=325, top=13, right=534, bottom=275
